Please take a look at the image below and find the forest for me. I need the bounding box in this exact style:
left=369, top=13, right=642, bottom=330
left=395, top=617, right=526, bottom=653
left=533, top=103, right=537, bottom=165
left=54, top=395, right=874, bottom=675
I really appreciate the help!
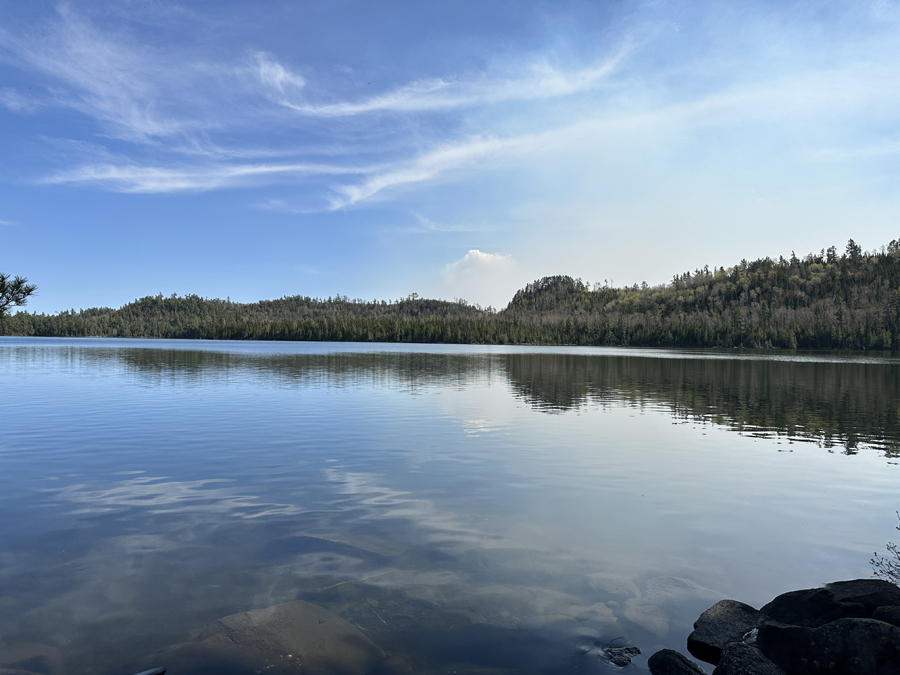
left=3, top=238, right=900, bottom=350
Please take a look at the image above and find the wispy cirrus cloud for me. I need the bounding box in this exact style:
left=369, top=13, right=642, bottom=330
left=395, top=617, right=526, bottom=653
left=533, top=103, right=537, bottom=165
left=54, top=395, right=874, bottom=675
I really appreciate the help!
left=44, top=161, right=373, bottom=193
left=255, top=47, right=631, bottom=117
left=0, top=5, right=192, bottom=141
left=385, top=213, right=481, bottom=234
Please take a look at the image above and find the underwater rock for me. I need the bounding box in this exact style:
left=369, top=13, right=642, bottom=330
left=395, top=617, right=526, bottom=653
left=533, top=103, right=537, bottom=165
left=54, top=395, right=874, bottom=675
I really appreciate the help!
left=155, top=599, right=385, bottom=675
left=0, top=642, right=64, bottom=675
left=624, top=598, right=669, bottom=635
left=600, top=645, right=641, bottom=667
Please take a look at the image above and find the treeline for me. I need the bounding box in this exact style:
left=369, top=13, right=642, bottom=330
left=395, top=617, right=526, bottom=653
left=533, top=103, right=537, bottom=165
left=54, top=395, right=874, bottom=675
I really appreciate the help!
left=3, top=238, right=900, bottom=349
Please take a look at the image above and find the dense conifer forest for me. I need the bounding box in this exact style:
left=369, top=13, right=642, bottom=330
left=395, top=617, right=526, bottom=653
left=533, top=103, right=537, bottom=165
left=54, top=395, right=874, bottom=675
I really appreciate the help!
left=4, top=238, right=900, bottom=349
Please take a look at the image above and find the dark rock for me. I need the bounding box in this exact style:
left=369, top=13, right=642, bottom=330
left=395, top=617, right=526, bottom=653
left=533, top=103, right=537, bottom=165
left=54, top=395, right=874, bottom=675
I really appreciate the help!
left=687, top=599, right=767, bottom=665
left=872, top=605, right=900, bottom=628
left=825, top=579, right=900, bottom=614
left=150, top=600, right=385, bottom=675
left=647, top=649, right=705, bottom=675
left=759, top=587, right=865, bottom=627
left=601, top=645, right=641, bottom=667
left=713, top=642, right=786, bottom=675
left=758, top=617, right=900, bottom=674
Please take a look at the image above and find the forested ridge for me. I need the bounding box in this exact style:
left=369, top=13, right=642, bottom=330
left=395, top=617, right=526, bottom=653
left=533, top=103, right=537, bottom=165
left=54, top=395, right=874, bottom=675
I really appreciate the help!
left=4, top=238, right=900, bottom=349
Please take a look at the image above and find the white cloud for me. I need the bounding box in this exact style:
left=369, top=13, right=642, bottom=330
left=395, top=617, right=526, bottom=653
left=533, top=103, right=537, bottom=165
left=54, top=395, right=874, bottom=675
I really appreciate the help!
left=261, top=48, right=630, bottom=117
left=44, top=161, right=371, bottom=193
left=0, top=6, right=191, bottom=141
left=0, top=87, right=41, bottom=113
left=439, top=250, right=526, bottom=309
left=384, top=213, right=480, bottom=234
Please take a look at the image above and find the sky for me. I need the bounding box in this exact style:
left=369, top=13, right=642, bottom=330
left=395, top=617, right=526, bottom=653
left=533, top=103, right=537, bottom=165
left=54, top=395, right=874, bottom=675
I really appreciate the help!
left=2, top=0, right=900, bottom=313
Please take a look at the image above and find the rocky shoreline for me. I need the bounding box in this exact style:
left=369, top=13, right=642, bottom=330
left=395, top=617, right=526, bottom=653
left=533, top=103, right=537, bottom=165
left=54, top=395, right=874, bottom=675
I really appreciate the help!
left=648, top=578, right=900, bottom=675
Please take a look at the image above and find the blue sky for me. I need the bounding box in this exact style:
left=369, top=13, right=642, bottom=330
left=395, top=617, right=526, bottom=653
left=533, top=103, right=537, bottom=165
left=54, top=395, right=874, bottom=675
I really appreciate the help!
left=2, top=0, right=900, bottom=313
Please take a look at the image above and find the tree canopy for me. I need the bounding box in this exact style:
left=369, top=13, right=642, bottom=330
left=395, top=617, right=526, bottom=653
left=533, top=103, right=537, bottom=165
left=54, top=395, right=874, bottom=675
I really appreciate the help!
left=0, top=274, right=37, bottom=317
left=3, top=238, right=900, bottom=350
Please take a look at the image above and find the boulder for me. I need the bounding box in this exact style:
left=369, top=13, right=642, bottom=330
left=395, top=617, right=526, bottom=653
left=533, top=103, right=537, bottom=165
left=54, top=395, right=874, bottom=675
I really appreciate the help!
left=825, top=579, right=900, bottom=614
left=758, top=617, right=900, bottom=675
left=713, top=642, right=786, bottom=675
left=647, top=649, right=706, bottom=675
left=759, top=588, right=864, bottom=628
left=687, top=599, right=767, bottom=665
left=872, top=605, right=900, bottom=628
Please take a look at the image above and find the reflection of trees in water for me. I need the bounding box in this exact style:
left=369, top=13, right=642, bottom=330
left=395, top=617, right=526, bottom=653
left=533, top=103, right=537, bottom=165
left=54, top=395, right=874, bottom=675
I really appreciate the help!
left=108, top=347, right=501, bottom=392
left=505, top=353, right=900, bottom=456
left=77, top=346, right=900, bottom=457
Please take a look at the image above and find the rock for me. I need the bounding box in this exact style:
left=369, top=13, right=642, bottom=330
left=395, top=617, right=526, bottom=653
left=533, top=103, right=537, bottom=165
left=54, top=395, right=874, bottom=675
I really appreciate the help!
left=759, top=587, right=866, bottom=627
left=825, top=579, right=900, bottom=614
left=644, top=576, right=722, bottom=602
left=758, top=617, right=900, bottom=675
left=600, top=645, right=641, bottom=667
left=647, top=648, right=705, bottom=674
left=872, top=605, right=900, bottom=628
left=624, top=599, right=669, bottom=635
left=687, top=599, right=767, bottom=665
left=713, top=642, right=785, bottom=675
left=0, top=643, right=64, bottom=675
left=157, top=600, right=385, bottom=675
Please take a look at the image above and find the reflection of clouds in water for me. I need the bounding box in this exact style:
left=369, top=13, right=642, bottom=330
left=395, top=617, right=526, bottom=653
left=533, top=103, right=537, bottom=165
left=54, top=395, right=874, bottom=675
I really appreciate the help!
left=49, top=475, right=301, bottom=519
left=326, top=469, right=516, bottom=552
left=463, top=419, right=504, bottom=436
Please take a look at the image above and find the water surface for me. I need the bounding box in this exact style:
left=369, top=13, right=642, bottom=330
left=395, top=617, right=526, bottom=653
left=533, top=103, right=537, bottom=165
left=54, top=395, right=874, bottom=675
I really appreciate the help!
left=1, top=338, right=897, bottom=674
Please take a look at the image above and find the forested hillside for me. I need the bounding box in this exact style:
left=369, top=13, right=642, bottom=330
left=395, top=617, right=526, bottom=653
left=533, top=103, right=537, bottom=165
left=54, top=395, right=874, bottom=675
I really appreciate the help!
left=4, top=238, right=900, bottom=349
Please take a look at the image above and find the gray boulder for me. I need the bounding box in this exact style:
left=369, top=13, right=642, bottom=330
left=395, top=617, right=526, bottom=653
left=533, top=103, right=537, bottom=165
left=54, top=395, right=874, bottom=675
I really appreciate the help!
left=687, top=599, right=767, bottom=665
left=713, top=642, right=785, bottom=675
left=872, top=605, right=900, bottom=628
left=758, top=617, right=900, bottom=675
left=759, top=587, right=865, bottom=628
left=647, top=649, right=705, bottom=675
left=825, top=579, right=900, bottom=614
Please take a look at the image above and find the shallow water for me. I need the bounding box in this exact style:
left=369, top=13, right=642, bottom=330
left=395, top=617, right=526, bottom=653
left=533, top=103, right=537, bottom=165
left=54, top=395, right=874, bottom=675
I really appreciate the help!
left=0, top=338, right=897, bottom=675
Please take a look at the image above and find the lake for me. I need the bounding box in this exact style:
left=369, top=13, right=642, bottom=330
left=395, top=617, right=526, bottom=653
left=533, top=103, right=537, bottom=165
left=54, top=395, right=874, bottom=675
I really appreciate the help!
left=0, top=337, right=897, bottom=675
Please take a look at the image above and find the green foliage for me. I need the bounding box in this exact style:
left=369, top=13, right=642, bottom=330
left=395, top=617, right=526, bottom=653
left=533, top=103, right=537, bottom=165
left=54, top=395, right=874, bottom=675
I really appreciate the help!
left=3, top=238, right=900, bottom=349
left=0, top=273, right=37, bottom=317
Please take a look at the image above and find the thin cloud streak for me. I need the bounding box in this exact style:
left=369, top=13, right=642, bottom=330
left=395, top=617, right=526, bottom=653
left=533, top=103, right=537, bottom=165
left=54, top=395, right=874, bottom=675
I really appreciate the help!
left=0, top=6, right=189, bottom=141
left=384, top=213, right=481, bottom=234
left=264, top=48, right=631, bottom=117
left=328, top=63, right=900, bottom=207
left=45, top=161, right=375, bottom=193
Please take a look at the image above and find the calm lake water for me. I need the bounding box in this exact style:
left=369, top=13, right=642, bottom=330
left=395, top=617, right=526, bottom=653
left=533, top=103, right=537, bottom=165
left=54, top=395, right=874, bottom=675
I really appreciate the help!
left=1, top=337, right=898, bottom=675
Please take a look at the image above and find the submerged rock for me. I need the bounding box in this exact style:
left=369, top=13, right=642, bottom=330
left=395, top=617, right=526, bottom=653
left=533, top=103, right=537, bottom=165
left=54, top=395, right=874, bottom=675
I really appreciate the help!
left=600, top=645, right=641, bottom=667
left=624, top=599, right=669, bottom=635
left=154, top=599, right=385, bottom=675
